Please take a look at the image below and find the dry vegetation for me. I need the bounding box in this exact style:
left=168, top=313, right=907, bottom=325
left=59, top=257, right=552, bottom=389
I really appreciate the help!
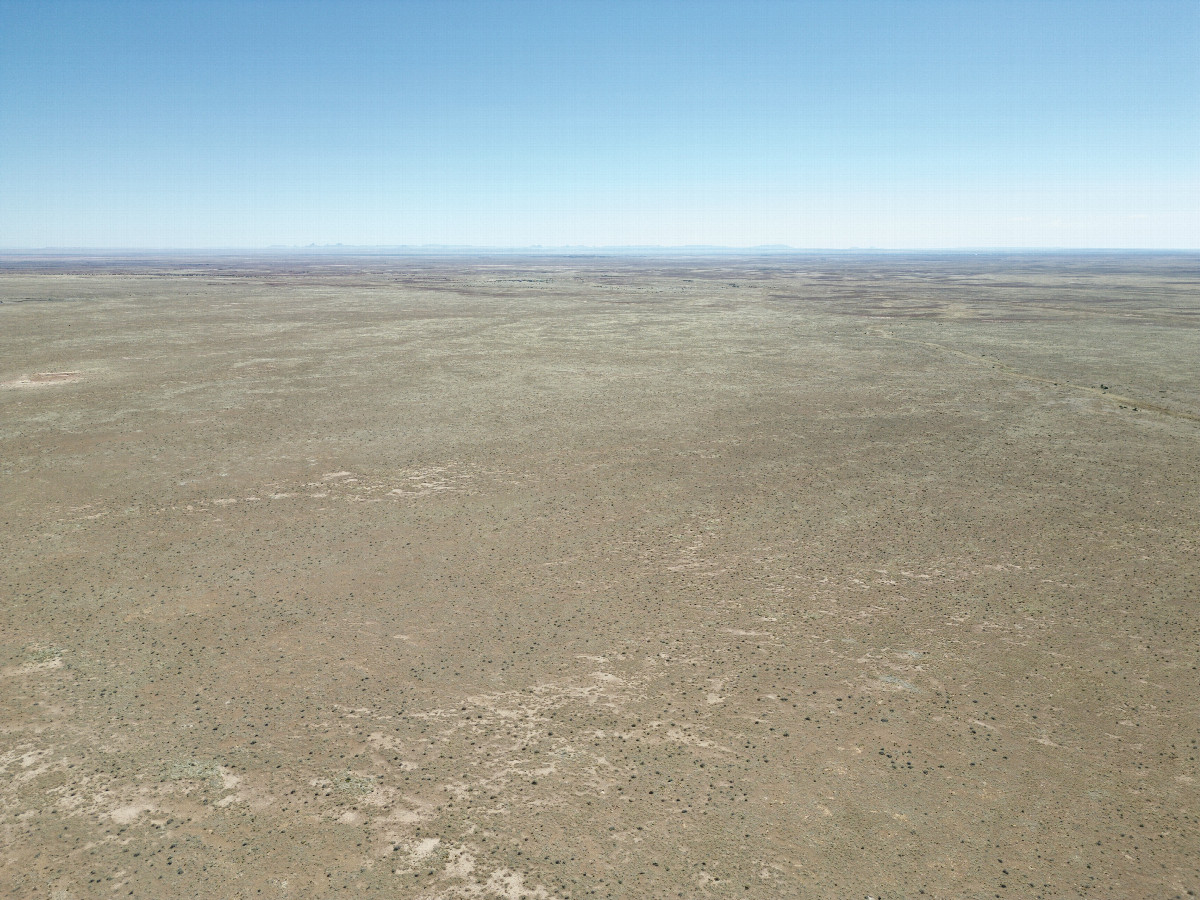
left=2, top=252, right=1198, bottom=899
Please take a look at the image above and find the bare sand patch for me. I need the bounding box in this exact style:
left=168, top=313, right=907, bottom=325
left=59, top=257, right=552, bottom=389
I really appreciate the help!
left=2, top=371, right=80, bottom=388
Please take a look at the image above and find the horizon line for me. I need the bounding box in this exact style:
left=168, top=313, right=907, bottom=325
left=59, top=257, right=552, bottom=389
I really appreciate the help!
left=3, top=245, right=1199, bottom=255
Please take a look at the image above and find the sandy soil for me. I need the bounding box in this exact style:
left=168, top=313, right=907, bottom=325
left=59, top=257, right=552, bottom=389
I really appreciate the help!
left=1, top=252, right=1198, bottom=899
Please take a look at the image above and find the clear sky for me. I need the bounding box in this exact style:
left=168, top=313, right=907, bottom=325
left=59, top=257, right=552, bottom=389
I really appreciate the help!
left=1, top=0, right=1197, bottom=248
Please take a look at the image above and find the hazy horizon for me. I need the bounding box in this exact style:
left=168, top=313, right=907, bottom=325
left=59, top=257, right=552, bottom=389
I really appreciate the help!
left=4, top=245, right=1199, bottom=255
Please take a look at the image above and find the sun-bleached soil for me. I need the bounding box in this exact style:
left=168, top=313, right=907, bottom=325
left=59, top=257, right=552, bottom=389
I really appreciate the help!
left=2, top=252, right=1198, bottom=899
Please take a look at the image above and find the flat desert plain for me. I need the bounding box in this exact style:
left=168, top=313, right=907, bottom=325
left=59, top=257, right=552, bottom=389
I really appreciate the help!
left=2, top=253, right=1198, bottom=900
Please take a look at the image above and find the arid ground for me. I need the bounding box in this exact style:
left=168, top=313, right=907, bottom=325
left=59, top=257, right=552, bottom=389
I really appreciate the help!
left=2, top=253, right=1198, bottom=899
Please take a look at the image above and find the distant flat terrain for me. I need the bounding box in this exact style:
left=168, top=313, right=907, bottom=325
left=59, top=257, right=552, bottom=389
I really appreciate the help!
left=2, top=253, right=1198, bottom=899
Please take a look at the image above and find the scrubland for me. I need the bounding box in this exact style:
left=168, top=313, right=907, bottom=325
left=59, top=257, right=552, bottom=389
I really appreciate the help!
left=2, top=253, right=1198, bottom=899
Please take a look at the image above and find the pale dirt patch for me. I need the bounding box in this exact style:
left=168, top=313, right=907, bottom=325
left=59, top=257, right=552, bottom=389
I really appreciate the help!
left=2, top=371, right=81, bottom=388
left=109, top=804, right=155, bottom=825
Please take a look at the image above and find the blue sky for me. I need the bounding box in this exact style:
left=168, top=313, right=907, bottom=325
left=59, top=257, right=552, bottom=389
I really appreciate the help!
left=1, top=0, right=1197, bottom=248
